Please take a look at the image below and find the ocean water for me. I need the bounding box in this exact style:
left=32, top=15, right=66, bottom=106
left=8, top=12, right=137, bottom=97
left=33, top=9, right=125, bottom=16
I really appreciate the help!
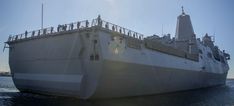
left=0, top=76, right=234, bottom=106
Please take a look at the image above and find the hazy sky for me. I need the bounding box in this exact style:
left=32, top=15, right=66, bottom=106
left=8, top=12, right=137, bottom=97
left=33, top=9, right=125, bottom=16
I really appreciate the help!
left=0, top=0, right=233, bottom=78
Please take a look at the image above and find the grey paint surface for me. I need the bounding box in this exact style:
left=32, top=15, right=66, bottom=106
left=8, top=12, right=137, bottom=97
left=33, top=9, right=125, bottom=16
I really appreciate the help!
left=6, top=13, right=229, bottom=99
left=7, top=28, right=228, bottom=99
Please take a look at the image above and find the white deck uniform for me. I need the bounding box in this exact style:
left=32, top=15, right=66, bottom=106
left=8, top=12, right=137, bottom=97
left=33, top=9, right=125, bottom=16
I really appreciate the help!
left=5, top=11, right=230, bottom=99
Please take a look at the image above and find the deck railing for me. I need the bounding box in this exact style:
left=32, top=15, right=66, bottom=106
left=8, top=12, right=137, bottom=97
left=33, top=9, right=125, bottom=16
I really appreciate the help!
left=91, top=17, right=144, bottom=40
left=7, top=16, right=144, bottom=43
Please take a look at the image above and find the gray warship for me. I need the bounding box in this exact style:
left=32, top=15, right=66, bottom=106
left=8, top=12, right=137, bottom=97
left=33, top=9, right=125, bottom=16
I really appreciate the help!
left=4, top=9, right=230, bottom=99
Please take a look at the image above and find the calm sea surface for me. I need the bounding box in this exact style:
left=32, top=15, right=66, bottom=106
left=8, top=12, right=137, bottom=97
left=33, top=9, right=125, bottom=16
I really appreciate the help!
left=0, top=76, right=234, bottom=106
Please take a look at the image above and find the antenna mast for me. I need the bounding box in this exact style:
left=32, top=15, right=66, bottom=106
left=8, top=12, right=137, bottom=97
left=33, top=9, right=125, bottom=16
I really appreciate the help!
left=182, top=6, right=185, bottom=14
left=162, top=24, right=164, bottom=36
left=41, top=3, right=43, bottom=29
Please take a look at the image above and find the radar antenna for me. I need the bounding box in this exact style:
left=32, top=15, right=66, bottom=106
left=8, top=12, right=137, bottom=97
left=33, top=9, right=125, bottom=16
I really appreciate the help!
left=41, top=3, right=43, bottom=29
left=182, top=6, right=185, bottom=14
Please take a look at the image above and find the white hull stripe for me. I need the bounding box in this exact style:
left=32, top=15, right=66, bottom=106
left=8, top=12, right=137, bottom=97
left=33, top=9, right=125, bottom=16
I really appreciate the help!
left=14, top=73, right=83, bottom=83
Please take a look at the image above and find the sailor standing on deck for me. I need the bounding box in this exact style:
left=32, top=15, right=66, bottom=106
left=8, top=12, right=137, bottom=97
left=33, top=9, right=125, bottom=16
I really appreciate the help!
left=25, top=30, right=28, bottom=38
left=86, top=20, right=89, bottom=27
left=97, top=15, right=102, bottom=26
left=77, top=22, right=80, bottom=29
left=57, top=25, right=60, bottom=32
left=70, top=23, right=74, bottom=30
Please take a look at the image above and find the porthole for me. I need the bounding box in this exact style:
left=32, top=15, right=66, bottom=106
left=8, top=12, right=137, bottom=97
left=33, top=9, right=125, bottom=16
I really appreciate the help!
left=90, top=55, right=94, bottom=60
left=95, top=54, right=99, bottom=60
left=94, top=40, right=97, bottom=44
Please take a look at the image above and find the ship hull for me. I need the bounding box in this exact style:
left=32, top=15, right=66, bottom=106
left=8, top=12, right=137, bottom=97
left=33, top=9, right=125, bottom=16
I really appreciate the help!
left=11, top=59, right=227, bottom=99
left=7, top=28, right=228, bottom=99
left=93, top=60, right=227, bottom=98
